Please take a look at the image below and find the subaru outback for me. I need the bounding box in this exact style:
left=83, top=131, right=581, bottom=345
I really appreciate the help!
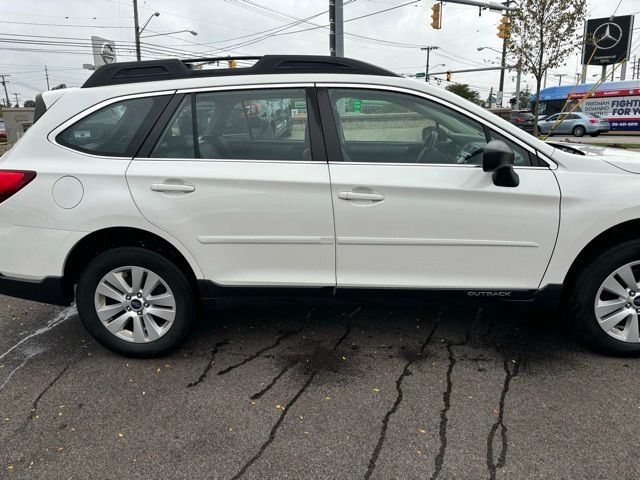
left=0, top=55, right=639, bottom=357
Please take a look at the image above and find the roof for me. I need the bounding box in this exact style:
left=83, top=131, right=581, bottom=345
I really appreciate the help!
left=534, top=79, right=640, bottom=101
left=82, top=55, right=399, bottom=88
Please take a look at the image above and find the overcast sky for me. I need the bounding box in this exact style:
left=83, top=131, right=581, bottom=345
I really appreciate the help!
left=1, top=0, right=639, bottom=105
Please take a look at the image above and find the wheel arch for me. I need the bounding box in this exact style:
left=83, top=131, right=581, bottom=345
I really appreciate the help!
left=562, top=218, right=640, bottom=299
left=62, top=227, right=204, bottom=302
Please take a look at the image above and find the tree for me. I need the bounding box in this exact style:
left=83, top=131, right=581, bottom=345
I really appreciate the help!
left=516, top=85, right=532, bottom=110
left=509, top=0, right=587, bottom=135
left=445, top=83, right=481, bottom=105
left=23, top=100, right=36, bottom=107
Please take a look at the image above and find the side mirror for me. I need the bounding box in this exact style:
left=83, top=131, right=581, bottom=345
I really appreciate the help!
left=483, top=140, right=519, bottom=188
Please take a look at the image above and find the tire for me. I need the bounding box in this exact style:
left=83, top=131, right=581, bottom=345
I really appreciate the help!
left=568, top=240, right=640, bottom=356
left=76, top=247, right=195, bottom=358
left=572, top=125, right=586, bottom=137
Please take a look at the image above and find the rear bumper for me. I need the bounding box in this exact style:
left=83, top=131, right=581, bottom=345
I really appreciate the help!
left=0, top=274, right=71, bottom=306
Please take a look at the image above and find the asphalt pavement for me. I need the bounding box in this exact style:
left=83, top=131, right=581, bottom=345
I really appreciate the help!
left=1, top=297, right=639, bottom=480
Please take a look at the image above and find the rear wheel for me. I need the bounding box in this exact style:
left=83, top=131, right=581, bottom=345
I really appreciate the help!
left=572, top=125, right=586, bottom=137
left=569, top=240, right=640, bottom=355
left=76, top=247, right=195, bottom=357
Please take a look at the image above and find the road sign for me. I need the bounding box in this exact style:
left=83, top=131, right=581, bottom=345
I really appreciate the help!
left=582, top=16, right=634, bottom=66
left=415, top=72, right=426, bottom=78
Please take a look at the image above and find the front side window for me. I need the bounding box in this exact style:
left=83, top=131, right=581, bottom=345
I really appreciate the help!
left=151, top=88, right=310, bottom=161
left=488, top=131, right=534, bottom=166
left=58, top=96, right=165, bottom=156
left=327, top=88, right=487, bottom=164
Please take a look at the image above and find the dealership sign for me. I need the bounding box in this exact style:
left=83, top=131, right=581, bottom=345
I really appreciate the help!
left=582, top=15, right=634, bottom=66
left=91, top=36, right=117, bottom=67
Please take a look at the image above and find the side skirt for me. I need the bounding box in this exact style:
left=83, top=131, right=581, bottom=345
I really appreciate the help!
left=199, top=281, right=563, bottom=311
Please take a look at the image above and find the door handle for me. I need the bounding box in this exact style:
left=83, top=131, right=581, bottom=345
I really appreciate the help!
left=150, top=183, right=195, bottom=193
left=337, top=191, right=385, bottom=201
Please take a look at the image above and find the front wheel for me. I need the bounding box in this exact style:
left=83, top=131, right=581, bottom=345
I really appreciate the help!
left=572, top=125, right=586, bottom=137
left=569, top=240, right=640, bottom=355
left=76, top=247, right=195, bottom=357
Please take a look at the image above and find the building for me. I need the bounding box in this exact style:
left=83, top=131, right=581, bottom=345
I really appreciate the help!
left=2, top=107, right=35, bottom=144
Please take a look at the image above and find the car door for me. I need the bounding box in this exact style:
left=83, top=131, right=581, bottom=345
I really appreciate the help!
left=127, top=86, right=336, bottom=289
left=539, top=114, right=556, bottom=133
left=556, top=113, right=572, bottom=134
left=318, top=85, right=560, bottom=292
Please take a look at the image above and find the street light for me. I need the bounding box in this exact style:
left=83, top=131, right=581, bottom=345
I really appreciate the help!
left=141, top=30, right=198, bottom=39
left=135, top=11, right=160, bottom=61
left=477, top=46, right=502, bottom=55
left=139, top=12, right=161, bottom=36
left=478, top=46, right=520, bottom=107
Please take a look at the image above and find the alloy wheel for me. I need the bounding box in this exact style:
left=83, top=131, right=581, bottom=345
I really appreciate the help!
left=94, top=266, right=176, bottom=343
left=594, top=261, right=640, bottom=343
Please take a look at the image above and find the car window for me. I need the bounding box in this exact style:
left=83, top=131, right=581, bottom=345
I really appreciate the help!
left=488, top=131, right=534, bottom=166
left=545, top=114, right=558, bottom=122
left=152, top=88, right=309, bottom=161
left=151, top=97, right=194, bottom=158
left=327, top=88, right=487, bottom=164
left=58, top=96, right=163, bottom=156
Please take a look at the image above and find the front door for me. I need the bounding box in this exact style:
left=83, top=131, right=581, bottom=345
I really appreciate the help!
left=320, top=86, right=560, bottom=291
left=127, top=87, right=335, bottom=288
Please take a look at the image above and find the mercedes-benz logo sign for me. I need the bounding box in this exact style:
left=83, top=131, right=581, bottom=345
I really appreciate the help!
left=593, top=22, right=623, bottom=50
left=100, top=43, right=116, bottom=64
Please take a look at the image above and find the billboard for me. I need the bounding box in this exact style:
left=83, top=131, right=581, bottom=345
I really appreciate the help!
left=91, top=36, right=117, bottom=67
left=581, top=15, right=634, bottom=66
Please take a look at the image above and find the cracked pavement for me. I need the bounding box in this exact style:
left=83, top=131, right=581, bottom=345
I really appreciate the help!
left=1, top=297, right=640, bottom=479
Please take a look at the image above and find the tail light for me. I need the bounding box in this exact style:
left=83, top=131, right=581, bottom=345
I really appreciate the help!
left=0, top=170, right=36, bottom=204
left=589, top=119, right=599, bottom=124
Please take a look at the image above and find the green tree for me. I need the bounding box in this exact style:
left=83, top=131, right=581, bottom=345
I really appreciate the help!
left=23, top=100, right=36, bottom=107
left=445, top=83, right=481, bottom=105
left=516, top=85, right=532, bottom=110
left=509, top=0, right=587, bottom=134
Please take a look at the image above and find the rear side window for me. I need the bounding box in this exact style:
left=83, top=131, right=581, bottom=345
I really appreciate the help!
left=150, top=88, right=310, bottom=161
left=57, top=96, right=169, bottom=157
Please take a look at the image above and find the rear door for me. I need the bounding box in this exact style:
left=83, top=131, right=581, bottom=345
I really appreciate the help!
left=127, top=86, right=336, bottom=289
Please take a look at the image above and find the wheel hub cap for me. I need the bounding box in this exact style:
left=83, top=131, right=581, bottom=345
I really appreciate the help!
left=594, top=261, right=640, bottom=343
left=94, top=266, right=177, bottom=343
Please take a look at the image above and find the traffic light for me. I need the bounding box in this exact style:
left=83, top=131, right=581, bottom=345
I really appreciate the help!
left=497, top=16, right=510, bottom=39
left=446, top=70, right=452, bottom=82
left=228, top=59, right=238, bottom=68
left=431, top=3, right=441, bottom=30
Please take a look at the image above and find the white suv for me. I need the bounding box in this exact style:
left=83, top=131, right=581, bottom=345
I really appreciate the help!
left=1, top=55, right=639, bottom=357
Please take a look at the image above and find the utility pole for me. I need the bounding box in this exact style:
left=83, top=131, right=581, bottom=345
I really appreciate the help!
left=329, top=0, right=344, bottom=57
left=12, top=92, right=20, bottom=108
left=421, top=46, right=439, bottom=82
left=44, top=65, right=50, bottom=90
left=133, top=0, right=141, bottom=61
left=514, top=66, right=521, bottom=108
left=0, top=74, right=10, bottom=107
left=497, top=0, right=510, bottom=107
left=554, top=73, right=565, bottom=85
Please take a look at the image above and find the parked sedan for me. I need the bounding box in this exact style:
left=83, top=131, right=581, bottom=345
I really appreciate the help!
left=509, top=110, right=535, bottom=134
left=538, top=112, right=610, bottom=137
left=0, top=119, right=6, bottom=142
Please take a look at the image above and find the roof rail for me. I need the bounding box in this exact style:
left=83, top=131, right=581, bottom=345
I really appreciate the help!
left=81, top=55, right=399, bottom=88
